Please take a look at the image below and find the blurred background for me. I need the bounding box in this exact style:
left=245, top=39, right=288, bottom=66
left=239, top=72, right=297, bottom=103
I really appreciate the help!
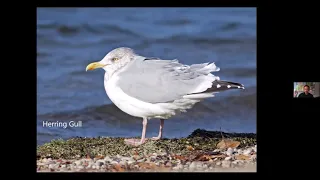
left=37, top=8, right=256, bottom=145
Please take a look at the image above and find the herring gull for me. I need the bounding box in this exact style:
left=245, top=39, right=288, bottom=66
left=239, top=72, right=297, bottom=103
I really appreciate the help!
left=86, top=47, right=245, bottom=146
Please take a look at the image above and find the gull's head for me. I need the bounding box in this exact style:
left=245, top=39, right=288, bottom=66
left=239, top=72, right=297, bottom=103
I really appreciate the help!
left=86, top=47, right=136, bottom=72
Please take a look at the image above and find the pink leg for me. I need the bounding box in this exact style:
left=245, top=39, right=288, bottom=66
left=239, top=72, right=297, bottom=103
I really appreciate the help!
left=152, top=119, right=164, bottom=140
left=124, top=118, right=148, bottom=146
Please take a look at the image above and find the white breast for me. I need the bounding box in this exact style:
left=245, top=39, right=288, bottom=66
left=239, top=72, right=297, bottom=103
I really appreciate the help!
left=104, top=72, right=170, bottom=119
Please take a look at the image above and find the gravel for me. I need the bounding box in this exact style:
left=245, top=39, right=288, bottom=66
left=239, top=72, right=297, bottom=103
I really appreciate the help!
left=37, top=145, right=256, bottom=172
left=37, top=129, right=256, bottom=172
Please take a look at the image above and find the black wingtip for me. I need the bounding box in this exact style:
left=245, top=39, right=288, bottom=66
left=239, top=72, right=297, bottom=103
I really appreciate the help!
left=187, top=80, right=245, bottom=96
left=204, top=80, right=245, bottom=93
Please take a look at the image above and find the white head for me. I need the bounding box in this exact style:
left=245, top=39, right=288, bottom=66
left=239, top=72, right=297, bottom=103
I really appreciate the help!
left=86, top=47, right=137, bottom=74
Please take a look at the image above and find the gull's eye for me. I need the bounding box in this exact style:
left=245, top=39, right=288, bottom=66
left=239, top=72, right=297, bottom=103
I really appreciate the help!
left=112, top=57, right=119, bottom=62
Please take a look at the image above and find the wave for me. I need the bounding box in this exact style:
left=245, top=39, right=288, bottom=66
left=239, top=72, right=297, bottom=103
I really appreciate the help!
left=219, top=22, right=241, bottom=31
left=37, top=23, right=255, bottom=51
left=37, top=23, right=141, bottom=37
left=156, top=19, right=193, bottom=26
left=135, top=35, right=256, bottom=49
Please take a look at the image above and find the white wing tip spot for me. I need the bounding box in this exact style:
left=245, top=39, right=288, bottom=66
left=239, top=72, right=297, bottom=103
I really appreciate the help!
left=238, top=86, right=241, bottom=88
left=227, top=85, right=231, bottom=88
left=217, top=84, right=221, bottom=88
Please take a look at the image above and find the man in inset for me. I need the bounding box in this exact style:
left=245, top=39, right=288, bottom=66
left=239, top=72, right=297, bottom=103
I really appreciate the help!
left=298, top=85, right=314, bottom=98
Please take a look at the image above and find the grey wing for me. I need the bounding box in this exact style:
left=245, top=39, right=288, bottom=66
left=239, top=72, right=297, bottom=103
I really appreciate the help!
left=116, top=56, right=220, bottom=103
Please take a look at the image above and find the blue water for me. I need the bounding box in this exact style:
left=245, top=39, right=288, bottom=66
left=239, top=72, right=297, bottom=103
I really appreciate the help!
left=37, top=8, right=256, bottom=145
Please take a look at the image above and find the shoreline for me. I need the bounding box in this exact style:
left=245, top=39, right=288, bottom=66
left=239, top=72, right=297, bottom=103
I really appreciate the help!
left=37, top=129, right=256, bottom=172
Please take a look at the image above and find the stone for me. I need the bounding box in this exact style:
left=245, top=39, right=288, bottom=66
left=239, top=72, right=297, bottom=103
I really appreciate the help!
left=104, top=156, right=112, bottom=162
left=213, top=149, right=220, bottom=152
left=237, top=149, right=243, bottom=155
left=165, top=162, right=172, bottom=167
left=119, top=160, right=127, bottom=166
left=250, top=154, right=257, bottom=161
left=74, top=160, right=82, bottom=166
left=189, top=162, right=197, bottom=170
left=110, top=161, right=118, bottom=165
left=196, top=162, right=203, bottom=169
left=96, top=161, right=104, bottom=167
left=128, top=160, right=135, bottom=165
left=243, top=149, right=252, bottom=155
left=221, top=160, right=231, bottom=168
left=133, top=155, right=142, bottom=160
left=48, top=164, right=55, bottom=169
left=226, top=148, right=233, bottom=156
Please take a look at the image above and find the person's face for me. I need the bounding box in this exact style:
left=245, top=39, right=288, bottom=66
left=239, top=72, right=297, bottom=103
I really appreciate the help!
left=304, top=86, right=310, bottom=94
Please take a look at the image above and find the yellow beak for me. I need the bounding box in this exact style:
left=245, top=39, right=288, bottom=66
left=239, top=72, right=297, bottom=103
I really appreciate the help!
left=86, top=62, right=107, bottom=71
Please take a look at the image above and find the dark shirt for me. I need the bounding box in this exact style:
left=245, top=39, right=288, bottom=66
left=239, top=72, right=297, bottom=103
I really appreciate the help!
left=298, top=92, right=314, bottom=98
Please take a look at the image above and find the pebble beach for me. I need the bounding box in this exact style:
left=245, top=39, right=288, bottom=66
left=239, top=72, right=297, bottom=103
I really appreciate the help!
left=37, top=129, right=257, bottom=172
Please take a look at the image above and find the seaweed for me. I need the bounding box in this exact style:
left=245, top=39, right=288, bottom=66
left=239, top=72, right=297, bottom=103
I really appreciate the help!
left=37, top=129, right=256, bottom=160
